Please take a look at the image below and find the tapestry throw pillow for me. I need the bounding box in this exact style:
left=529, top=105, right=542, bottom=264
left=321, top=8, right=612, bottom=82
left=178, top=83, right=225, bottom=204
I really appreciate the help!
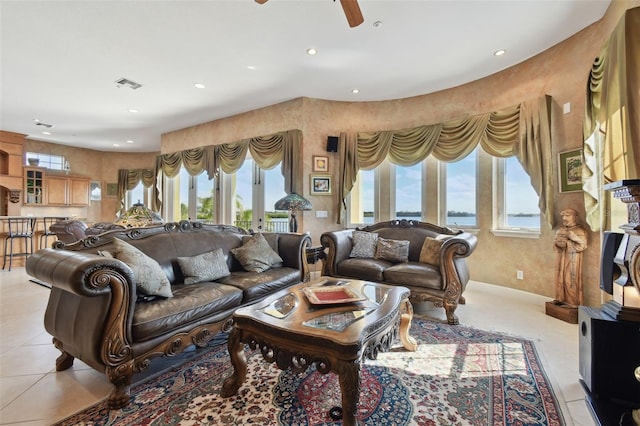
left=112, top=238, right=173, bottom=298
left=419, top=236, right=443, bottom=266
left=231, top=232, right=284, bottom=273
left=349, top=231, right=379, bottom=258
left=177, top=248, right=230, bottom=284
left=374, top=237, right=410, bottom=263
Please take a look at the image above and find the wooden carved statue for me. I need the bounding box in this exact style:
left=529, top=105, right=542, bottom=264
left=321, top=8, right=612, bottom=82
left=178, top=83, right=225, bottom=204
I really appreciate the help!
left=553, top=208, right=588, bottom=307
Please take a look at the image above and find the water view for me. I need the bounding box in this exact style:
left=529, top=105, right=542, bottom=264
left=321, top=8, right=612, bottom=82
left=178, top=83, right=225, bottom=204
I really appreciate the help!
left=362, top=214, right=541, bottom=229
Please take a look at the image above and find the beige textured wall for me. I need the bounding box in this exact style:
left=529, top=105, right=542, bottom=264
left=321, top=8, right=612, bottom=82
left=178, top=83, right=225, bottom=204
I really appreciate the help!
left=159, top=1, right=639, bottom=305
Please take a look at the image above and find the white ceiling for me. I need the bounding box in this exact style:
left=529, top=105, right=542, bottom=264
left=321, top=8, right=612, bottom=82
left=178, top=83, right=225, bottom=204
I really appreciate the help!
left=0, top=0, right=610, bottom=153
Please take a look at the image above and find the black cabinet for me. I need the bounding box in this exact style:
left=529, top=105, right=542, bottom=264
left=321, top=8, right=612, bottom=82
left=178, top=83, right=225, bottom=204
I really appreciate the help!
left=578, top=306, right=640, bottom=425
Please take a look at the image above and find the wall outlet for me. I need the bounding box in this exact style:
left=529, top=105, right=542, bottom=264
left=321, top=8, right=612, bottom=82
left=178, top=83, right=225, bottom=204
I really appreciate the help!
left=516, top=270, right=524, bottom=280
left=315, top=210, right=328, bottom=218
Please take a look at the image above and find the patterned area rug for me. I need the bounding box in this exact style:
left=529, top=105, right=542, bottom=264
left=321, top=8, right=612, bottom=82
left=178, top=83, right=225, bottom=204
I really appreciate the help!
left=54, top=318, right=565, bottom=425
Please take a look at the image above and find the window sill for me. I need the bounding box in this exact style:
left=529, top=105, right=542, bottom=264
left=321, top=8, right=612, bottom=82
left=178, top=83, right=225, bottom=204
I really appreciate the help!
left=491, top=229, right=541, bottom=239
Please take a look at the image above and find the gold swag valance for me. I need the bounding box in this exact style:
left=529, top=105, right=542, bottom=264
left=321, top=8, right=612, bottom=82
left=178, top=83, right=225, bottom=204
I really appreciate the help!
left=116, top=129, right=302, bottom=213
left=337, top=96, right=554, bottom=228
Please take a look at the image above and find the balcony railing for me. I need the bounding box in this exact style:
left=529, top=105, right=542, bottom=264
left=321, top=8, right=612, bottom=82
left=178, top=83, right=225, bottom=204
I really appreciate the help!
left=195, top=219, right=290, bottom=233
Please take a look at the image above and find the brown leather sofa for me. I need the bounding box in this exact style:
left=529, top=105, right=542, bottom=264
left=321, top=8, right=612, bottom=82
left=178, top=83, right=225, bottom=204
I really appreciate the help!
left=49, top=220, right=126, bottom=244
left=26, top=221, right=311, bottom=409
left=321, top=220, right=477, bottom=325
left=48, top=219, right=89, bottom=244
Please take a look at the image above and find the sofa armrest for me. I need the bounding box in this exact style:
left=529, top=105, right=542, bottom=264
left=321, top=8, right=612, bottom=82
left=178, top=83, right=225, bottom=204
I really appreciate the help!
left=439, top=232, right=477, bottom=294
left=26, top=248, right=137, bottom=369
left=263, top=232, right=312, bottom=281
left=320, top=229, right=354, bottom=276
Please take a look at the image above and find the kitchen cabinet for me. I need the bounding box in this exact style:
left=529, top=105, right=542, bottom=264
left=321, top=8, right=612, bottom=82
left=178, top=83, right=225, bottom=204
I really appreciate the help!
left=24, top=167, right=45, bottom=205
left=46, top=175, right=90, bottom=206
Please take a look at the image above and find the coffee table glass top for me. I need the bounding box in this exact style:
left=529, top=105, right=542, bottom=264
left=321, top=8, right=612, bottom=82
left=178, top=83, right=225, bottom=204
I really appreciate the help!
left=260, top=278, right=391, bottom=332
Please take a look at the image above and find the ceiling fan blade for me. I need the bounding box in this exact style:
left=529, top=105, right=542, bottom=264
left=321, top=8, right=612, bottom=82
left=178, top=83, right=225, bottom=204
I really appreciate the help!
left=339, top=0, right=364, bottom=27
left=255, top=0, right=268, bottom=4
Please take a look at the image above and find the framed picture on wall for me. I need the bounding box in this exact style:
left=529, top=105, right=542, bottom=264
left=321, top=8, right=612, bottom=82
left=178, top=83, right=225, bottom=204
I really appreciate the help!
left=310, top=174, right=332, bottom=195
left=313, top=155, right=329, bottom=172
left=558, top=149, right=583, bottom=192
left=106, top=183, right=118, bottom=197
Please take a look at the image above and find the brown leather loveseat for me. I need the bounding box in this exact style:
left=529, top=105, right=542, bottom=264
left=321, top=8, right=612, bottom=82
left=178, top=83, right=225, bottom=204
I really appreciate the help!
left=321, top=220, right=477, bottom=325
left=26, top=221, right=311, bottom=409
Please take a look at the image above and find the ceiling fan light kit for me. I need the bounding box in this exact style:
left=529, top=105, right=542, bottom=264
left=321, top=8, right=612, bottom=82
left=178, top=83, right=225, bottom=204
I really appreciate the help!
left=255, top=0, right=364, bottom=28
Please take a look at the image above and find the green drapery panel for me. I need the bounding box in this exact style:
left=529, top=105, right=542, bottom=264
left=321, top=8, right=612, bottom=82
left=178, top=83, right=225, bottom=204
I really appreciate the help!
left=337, top=96, right=553, bottom=228
left=583, top=7, right=640, bottom=231
left=116, top=168, right=159, bottom=216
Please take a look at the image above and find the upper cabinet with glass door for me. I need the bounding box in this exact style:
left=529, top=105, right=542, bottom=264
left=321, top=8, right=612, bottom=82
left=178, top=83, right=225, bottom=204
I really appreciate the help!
left=24, top=167, right=44, bottom=205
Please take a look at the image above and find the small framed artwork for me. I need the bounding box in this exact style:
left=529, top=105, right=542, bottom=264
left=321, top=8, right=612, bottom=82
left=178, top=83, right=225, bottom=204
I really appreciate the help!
left=310, top=174, right=332, bottom=195
left=90, top=181, right=102, bottom=201
left=106, top=183, right=118, bottom=197
left=558, top=149, right=583, bottom=192
left=313, top=155, right=329, bottom=172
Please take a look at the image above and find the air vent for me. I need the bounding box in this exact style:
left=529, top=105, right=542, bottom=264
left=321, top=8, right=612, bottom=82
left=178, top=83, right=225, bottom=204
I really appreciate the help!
left=115, top=78, right=142, bottom=90
left=34, top=121, right=53, bottom=128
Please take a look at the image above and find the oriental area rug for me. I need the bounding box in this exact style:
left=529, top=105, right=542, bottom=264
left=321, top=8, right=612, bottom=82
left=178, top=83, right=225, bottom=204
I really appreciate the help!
left=54, top=318, right=565, bottom=425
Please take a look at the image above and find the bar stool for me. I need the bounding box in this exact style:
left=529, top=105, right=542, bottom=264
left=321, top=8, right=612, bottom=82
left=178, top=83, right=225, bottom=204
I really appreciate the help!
left=38, top=216, right=67, bottom=249
left=2, top=217, right=37, bottom=271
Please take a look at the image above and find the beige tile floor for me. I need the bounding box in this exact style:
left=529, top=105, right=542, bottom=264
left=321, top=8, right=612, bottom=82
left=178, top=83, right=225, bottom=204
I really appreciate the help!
left=0, top=267, right=596, bottom=425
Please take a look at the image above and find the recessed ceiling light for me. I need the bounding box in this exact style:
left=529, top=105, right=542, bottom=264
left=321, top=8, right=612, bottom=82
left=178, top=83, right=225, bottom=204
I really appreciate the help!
left=41, top=131, right=52, bottom=135
left=126, top=140, right=134, bottom=144
left=494, top=49, right=507, bottom=56
left=128, top=108, right=139, bottom=113
left=194, top=83, right=206, bottom=89
left=247, top=65, right=257, bottom=70
left=113, top=143, right=120, bottom=147
left=306, top=48, right=317, bottom=55
left=352, top=88, right=360, bottom=94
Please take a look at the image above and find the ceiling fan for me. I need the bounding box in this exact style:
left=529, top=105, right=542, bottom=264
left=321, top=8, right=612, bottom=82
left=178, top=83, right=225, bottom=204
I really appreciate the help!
left=255, top=0, right=364, bottom=28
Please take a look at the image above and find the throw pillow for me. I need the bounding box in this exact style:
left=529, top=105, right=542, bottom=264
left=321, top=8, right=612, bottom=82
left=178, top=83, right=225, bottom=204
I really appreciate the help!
left=231, top=232, right=284, bottom=273
left=374, top=237, right=410, bottom=263
left=349, top=231, right=378, bottom=258
left=177, top=248, right=230, bottom=284
left=112, top=238, right=173, bottom=298
left=419, top=236, right=443, bottom=266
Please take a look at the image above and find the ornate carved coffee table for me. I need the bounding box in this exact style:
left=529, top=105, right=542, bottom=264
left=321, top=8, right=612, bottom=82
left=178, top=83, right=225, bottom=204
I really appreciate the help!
left=221, top=278, right=417, bottom=426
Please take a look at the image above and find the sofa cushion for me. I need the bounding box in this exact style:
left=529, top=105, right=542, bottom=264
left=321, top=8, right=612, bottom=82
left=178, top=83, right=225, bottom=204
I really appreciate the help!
left=419, top=236, right=443, bottom=266
left=132, top=282, right=243, bottom=342
left=337, top=258, right=392, bottom=282
left=231, top=232, right=283, bottom=272
left=113, top=238, right=173, bottom=298
left=383, top=262, right=443, bottom=290
left=349, top=231, right=378, bottom=258
left=374, top=237, right=410, bottom=263
left=177, top=248, right=230, bottom=284
left=216, top=267, right=301, bottom=303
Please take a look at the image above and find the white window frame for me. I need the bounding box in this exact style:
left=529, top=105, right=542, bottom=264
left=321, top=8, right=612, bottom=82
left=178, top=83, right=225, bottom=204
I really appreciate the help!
left=491, top=156, right=541, bottom=239
left=437, top=150, right=479, bottom=229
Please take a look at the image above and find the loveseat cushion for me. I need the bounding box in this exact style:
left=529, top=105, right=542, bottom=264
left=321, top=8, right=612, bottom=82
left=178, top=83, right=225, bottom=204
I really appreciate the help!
left=217, top=267, right=300, bottom=303
left=375, top=237, right=410, bottom=263
left=132, top=282, right=243, bottom=342
left=349, top=231, right=378, bottom=258
left=383, top=262, right=442, bottom=290
left=337, top=258, right=393, bottom=282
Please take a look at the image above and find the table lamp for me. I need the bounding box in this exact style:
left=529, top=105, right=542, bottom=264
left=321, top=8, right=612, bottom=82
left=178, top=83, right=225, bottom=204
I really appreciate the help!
left=274, top=192, right=312, bottom=232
